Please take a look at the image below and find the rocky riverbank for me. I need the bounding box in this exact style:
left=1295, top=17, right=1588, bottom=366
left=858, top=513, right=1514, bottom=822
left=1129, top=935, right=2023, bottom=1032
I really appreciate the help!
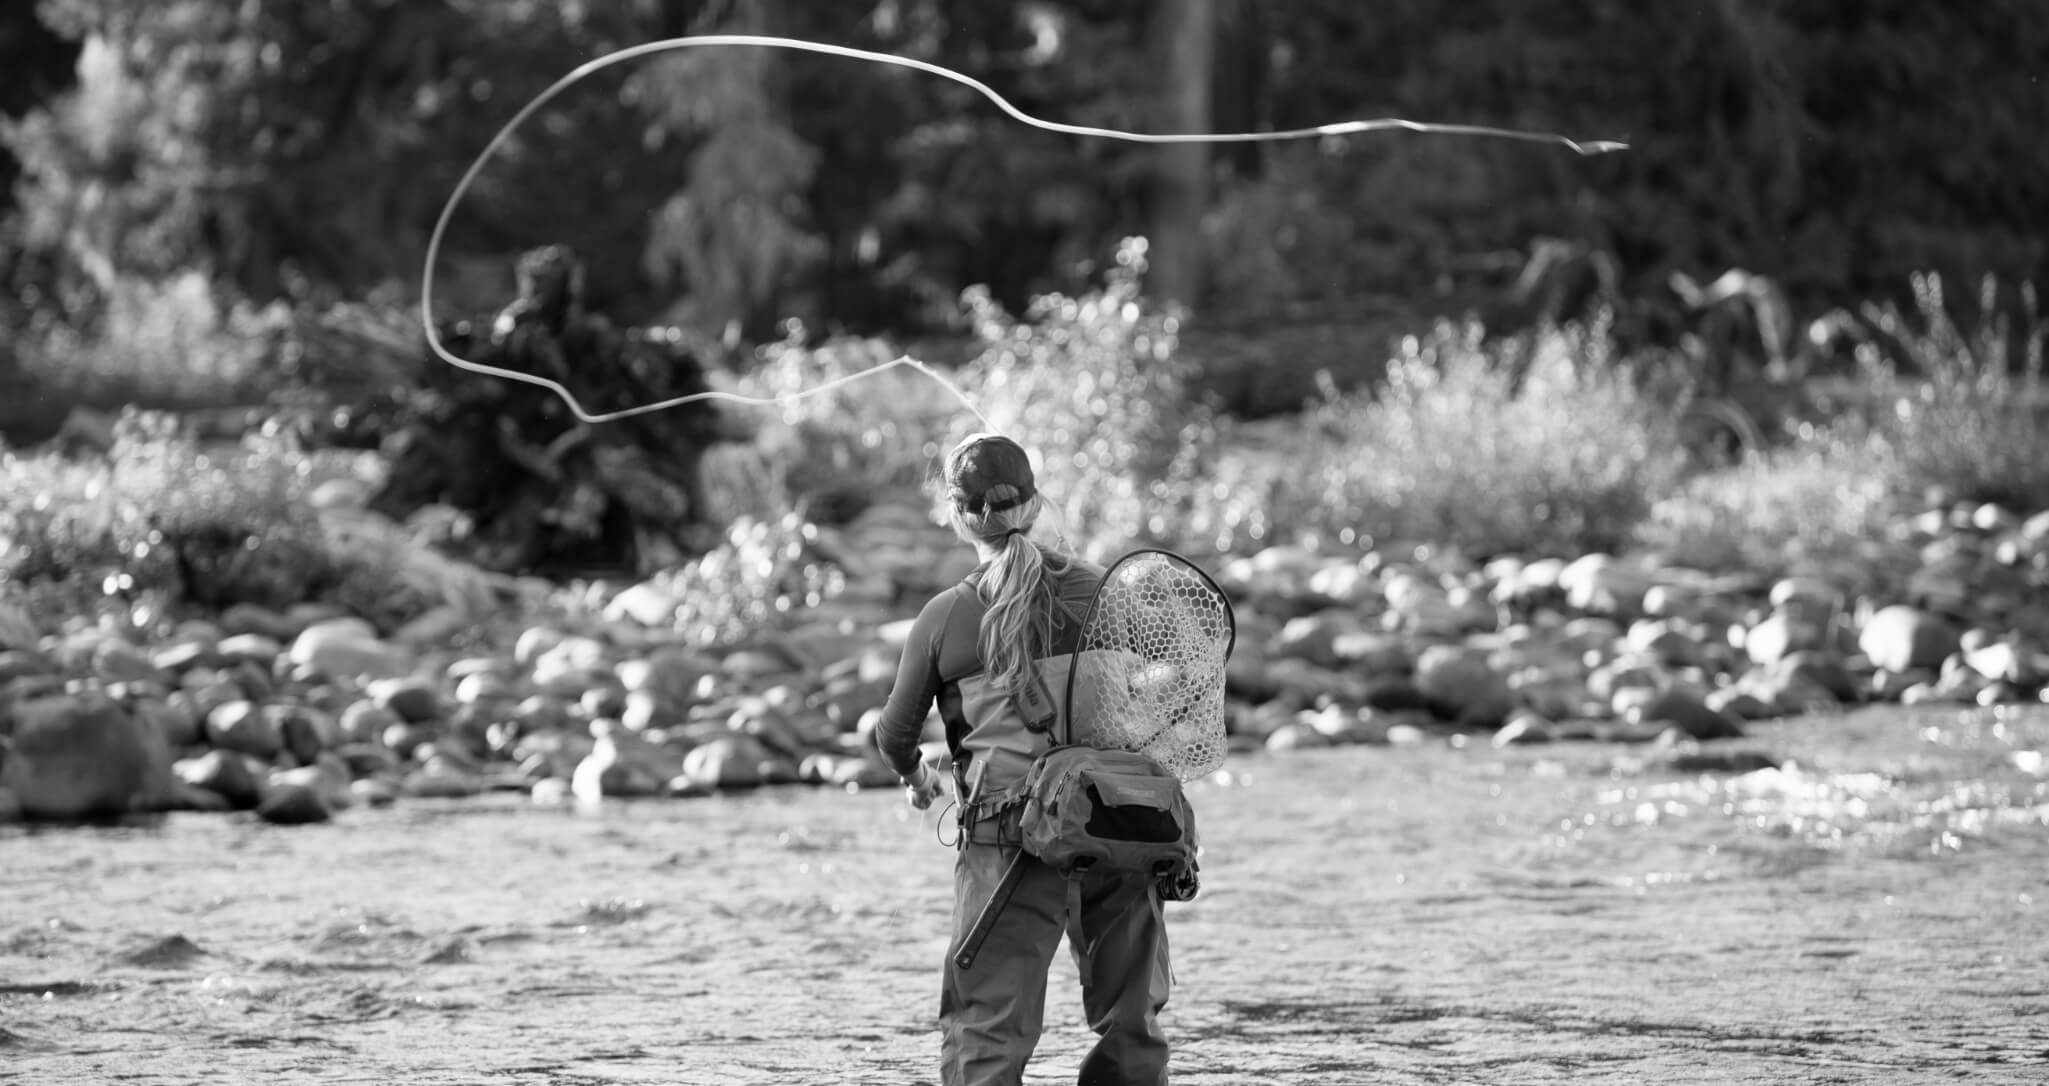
left=3, top=496, right=2047, bottom=825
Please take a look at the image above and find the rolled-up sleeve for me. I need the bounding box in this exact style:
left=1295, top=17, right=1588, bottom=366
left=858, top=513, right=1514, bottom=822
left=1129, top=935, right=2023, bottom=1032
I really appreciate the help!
left=873, top=595, right=950, bottom=777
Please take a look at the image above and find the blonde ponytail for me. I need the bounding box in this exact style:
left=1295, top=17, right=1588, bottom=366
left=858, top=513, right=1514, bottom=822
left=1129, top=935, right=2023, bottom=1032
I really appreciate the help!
left=951, top=486, right=1051, bottom=697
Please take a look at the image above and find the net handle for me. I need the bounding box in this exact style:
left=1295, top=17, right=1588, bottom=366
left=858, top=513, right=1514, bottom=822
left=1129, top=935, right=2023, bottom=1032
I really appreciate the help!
left=1060, top=547, right=1237, bottom=749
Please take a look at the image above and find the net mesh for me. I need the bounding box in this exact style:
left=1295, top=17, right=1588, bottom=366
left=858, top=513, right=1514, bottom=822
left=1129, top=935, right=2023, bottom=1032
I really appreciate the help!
left=1069, top=550, right=1236, bottom=781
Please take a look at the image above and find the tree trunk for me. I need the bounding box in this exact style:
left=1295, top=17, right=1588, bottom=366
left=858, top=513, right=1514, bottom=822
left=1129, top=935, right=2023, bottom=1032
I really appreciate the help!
left=1148, top=0, right=1213, bottom=312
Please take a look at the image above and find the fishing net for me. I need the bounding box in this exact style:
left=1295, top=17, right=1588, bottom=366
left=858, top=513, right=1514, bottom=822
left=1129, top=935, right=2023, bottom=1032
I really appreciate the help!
left=1067, top=549, right=1236, bottom=781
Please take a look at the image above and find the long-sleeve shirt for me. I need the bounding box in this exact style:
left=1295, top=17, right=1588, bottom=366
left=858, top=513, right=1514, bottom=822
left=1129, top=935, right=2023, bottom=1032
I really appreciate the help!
left=873, top=553, right=1105, bottom=794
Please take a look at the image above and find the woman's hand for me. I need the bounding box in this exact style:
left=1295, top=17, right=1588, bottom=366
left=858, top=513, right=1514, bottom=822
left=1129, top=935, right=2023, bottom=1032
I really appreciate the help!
left=904, top=763, right=945, bottom=810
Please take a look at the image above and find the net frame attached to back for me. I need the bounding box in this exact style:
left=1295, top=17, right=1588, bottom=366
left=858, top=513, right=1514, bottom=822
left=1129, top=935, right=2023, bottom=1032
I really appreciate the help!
left=1061, top=548, right=1236, bottom=782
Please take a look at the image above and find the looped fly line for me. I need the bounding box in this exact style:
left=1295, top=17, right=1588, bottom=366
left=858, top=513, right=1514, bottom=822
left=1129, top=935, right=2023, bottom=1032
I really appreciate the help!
left=421, top=33, right=1628, bottom=424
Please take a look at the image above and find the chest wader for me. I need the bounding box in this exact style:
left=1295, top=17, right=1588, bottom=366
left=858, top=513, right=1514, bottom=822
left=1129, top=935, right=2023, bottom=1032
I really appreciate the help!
left=950, top=671, right=1199, bottom=972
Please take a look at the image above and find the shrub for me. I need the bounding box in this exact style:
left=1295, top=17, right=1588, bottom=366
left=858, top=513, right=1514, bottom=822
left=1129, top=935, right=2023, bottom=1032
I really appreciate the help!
left=1184, top=318, right=1691, bottom=558
left=946, top=239, right=1220, bottom=561
left=0, top=409, right=427, bottom=629
left=706, top=332, right=960, bottom=526
left=15, top=271, right=283, bottom=403
left=1638, top=275, right=2046, bottom=578
left=1845, top=274, right=2048, bottom=511
left=548, top=510, right=844, bottom=648
left=1636, top=437, right=1897, bottom=575
left=708, top=239, right=1223, bottom=562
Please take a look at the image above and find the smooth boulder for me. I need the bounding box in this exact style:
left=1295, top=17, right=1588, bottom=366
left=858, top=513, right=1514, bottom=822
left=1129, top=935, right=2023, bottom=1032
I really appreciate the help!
left=0, top=695, right=175, bottom=820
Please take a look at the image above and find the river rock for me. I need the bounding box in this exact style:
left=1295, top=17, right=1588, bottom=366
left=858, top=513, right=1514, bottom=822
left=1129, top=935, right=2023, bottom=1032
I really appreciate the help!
left=271, top=705, right=336, bottom=764
left=1329, top=629, right=1415, bottom=674
left=1490, top=555, right=1565, bottom=611
left=0, top=694, right=175, bottom=819
left=175, top=749, right=265, bottom=809
left=369, top=677, right=443, bottom=724
left=1263, top=657, right=1367, bottom=707
left=1963, top=636, right=2043, bottom=685
left=1905, top=554, right=1977, bottom=618
left=678, top=733, right=772, bottom=790
left=288, top=619, right=406, bottom=680
left=1773, top=650, right=1859, bottom=703
left=0, top=648, right=52, bottom=689
left=603, top=581, right=678, bottom=627
left=1220, top=544, right=1327, bottom=605
left=532, top=635, right=611, bottom=688
left=1704, top=686, right=1773, bottom=720
left=451, top=668, right=517, bottom=706
left=255, top=782, right=332, bottom=824
left=132, top=696, right=205, bottom=750
left=183, top=673, right=247, bottom=720
left=818, top=675, right=889, bottom=731
left=0, top=599, right=39, bottom=651
left=616, top=646, right=720, bottom=704
left=92, top=638, right=166, bottom=684
left=1264, top=720, right=1335, bottom=751
left=391, top=605, right=472, bottom=647
left=1742, top=609, right=1830, bottom=667
left=1294, top=704, right=1383, bottom=745
left=213, top=633, right=284, bottom=667
left=401, top=762, right=484, bottom=798
left=1492, top=707, right=1556, bottom=746
left=1271, top=612, right=1352, bottom=670
left=204, top=699, right=282, bottom=760
left=271, top=757, right=354, bottom=809
left=1556, top=616, right=1625, bottom=659
left=1558, top=553, right=1654, bottom=618
left=571, top=720, right=679, bottom=800
left=1414, top=644, right=1514, bottom=727
left=337, top=700, right=403, bottom=744
left=1858, top=605, right=1959, bottom=674
left=1587, top=656, right=1665, bottom=706
left=1304, top=559, right=1376, bottom=607
left=1624, top=619, right=1706, bottom=669
left=1623, top=688, right=1745, bottom=740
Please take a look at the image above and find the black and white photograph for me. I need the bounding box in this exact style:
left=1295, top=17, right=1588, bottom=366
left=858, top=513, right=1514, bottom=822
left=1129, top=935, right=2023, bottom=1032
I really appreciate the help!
left=2, top=3, right=2045, bottom=1083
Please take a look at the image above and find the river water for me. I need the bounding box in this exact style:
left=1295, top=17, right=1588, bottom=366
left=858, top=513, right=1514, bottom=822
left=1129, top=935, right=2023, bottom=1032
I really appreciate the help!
left=5, top=705, right=2047, bottom=1085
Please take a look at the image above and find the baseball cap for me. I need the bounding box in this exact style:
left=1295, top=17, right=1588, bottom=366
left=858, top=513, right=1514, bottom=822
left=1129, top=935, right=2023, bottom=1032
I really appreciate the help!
left=946, top=433, right=1036, bottom=513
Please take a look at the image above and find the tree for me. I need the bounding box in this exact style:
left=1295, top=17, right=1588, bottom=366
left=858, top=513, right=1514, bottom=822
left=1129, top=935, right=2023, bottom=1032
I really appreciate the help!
left=1145, top=0, right=1213, bottom=311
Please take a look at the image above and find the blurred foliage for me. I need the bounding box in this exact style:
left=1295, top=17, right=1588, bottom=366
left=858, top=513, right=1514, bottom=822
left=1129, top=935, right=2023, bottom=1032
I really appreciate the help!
left=600, top=511, right=844, bottom=647
left=707, top=238, right=1217, bottom=561
left=15, top=269, right=287, bottom=403
left=1644, top=273, right=2047, bottom=575
left=3, top=258, right=2045, bottom=637
left=0, top=409, right=440, bottom=630
left=1827, top=274, right=2048, bottom=511
left=1171, top=318, right=1692, bottom=559
left=3, top=0, right=2047, bottom=630
left=4, top=0, right=2041, bottom=357
left=709, top=332, right=959, bottom=525
left=1638, top=439, right=1898, bottom=577
left=944, top=238, right=1218, bottom=562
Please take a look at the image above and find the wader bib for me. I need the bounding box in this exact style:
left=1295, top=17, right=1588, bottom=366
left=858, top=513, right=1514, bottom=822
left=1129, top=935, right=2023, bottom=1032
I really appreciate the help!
left=939, top=611, right=1172, bottom=1086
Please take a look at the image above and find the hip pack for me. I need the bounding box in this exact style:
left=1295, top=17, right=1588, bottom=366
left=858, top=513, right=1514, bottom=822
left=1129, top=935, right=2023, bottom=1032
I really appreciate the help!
left=1016, top=744, right=1197, bottom=885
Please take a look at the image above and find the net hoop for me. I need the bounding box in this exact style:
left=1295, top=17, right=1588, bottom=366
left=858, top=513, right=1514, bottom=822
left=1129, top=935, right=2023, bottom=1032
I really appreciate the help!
left=1063, top=548, right=1236, bottom=780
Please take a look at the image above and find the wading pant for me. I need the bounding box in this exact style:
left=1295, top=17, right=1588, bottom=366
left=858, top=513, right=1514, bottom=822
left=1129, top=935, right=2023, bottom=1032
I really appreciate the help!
left=940, top=842, right=1171, bottom=1086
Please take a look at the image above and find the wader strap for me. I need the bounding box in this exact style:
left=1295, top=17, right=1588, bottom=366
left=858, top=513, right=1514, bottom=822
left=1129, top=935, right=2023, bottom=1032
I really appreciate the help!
left=951, top=847, right=1028, bottom=970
